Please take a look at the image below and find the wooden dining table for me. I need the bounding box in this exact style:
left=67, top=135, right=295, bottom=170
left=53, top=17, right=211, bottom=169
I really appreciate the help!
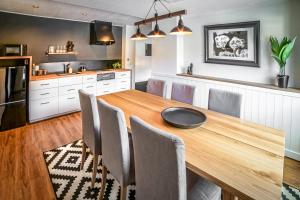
left=98, top=89, right=285, bottom=200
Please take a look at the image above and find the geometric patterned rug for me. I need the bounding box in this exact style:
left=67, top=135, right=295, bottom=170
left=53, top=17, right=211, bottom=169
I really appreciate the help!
left=43, top=140, right=300, bottom=200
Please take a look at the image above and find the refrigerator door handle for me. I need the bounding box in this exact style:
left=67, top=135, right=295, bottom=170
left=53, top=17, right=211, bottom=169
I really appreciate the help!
left=0, top=99, right=26, bottom=106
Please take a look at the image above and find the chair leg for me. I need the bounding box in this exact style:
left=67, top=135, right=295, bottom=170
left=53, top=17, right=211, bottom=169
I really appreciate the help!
left=91, top=154, right=99, bottom=188
left=120, top=186, right=127, bottom=200
left=99, top=165, right=107, bottom=200
left=80, top=143, right=87, bottom=170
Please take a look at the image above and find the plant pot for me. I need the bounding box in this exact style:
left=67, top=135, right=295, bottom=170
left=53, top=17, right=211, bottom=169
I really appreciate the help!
left=277, top=75, right=289, bottom=88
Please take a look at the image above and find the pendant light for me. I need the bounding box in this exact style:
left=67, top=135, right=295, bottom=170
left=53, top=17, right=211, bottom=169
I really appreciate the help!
left=130, top=0, right=192, bottom=40
left=147, top=13, right=166, bottom=38
left=170, top=16, right=192, bottom=35
left=131, top=25, right=148, bottom=40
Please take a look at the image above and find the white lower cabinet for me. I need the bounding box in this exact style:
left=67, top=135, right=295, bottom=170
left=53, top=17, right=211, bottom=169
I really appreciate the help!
left=82, top=83, right=97, bottom=95
left=59, top=94, right=80, bottom=113
left=29, top=71, right=131, bottom=122
left=30, top=97, right=59, bottom=121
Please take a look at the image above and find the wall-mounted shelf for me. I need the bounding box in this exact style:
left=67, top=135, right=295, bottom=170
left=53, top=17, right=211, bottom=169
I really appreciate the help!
left=45, top=52, right=78, bottom=56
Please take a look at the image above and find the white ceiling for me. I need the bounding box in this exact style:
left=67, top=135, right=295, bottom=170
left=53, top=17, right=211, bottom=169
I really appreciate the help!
left=0, top=0, right=285, bottom=25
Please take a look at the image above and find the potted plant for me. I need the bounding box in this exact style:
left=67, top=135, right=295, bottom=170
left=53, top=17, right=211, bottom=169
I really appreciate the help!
left=112, top=62, right=121, bottom=69
left=270, top=36, right=296, bottom=88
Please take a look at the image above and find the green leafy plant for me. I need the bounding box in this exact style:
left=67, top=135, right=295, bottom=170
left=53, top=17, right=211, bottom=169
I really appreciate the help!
left=112, top=62, right=121, bottom=69
left=270, top=36, right=296, bottom=76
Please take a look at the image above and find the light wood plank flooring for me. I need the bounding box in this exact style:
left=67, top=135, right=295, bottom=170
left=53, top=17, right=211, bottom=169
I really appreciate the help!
left=0, top=113, right=299, bottom=199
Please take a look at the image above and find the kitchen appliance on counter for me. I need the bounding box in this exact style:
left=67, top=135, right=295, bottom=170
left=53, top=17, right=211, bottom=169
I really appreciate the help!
left=97, top=72, right=115, bottom=81
left=0, top=58, right=29, bottom=131
left=0, top=44, right=27, bottom=56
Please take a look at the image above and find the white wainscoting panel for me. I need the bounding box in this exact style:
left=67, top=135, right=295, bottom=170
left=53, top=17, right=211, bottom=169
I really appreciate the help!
left=152, top=73, right=300, bottom=161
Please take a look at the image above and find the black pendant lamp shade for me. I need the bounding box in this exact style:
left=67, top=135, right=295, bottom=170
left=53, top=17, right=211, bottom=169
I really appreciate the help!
left=170, top=16, right=192, bottom=35
left=131, top=26, right=148, bottom=40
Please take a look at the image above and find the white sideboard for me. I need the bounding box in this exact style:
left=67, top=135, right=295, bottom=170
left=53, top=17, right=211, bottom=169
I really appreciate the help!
left=29, top=71, right=131, bottom=122
left=152, top=73, right=300, bottom=161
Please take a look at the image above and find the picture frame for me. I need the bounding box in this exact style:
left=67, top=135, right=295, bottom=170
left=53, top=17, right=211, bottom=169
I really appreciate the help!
left=204, top=21, right=260, bottom=67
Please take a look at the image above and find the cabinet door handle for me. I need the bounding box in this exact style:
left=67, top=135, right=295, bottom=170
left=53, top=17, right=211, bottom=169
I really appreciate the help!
left=40, top=93, right=50, bottom=96
left=104, top=91, right=110, bottom=93
left=87, top=78, right=94, bottom=80
left=121, top=74, right=127, bottom=76
left=121, top=88, right=127, bottom=90
left=41, top=83, right=50, bottom=86
left=41, top=102, right=50, bottom=105
left=67, top=97, right=75, bottom=100
left=103, top=83, right=110, bottom=86
left=86, top=86, right=94, bottom=88
left=121, top=81, right=127, bottom=83
left=67, top=89, right=75, bottom=91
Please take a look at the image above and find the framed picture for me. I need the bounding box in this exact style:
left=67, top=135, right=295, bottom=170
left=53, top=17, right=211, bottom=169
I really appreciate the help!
left=204, top=21, right=260, bottom=67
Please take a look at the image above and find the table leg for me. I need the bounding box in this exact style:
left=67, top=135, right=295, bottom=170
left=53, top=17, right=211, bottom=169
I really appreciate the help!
left=222, top=189, right=239, bottom=200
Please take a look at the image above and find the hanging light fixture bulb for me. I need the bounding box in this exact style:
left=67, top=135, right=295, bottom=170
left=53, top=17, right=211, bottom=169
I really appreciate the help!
left=170, top=16, right=192, bottom=35
left=131, top=25, right=148, bottom=40
left=147, top=13, right=166, bottom=38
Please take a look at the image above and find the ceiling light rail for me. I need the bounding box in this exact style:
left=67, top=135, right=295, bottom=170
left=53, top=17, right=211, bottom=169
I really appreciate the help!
left=131, top=0, right=192, bottom=40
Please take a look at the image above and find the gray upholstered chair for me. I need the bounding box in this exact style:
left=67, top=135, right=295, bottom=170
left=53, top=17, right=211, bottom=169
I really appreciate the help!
left=78, top=90, right=101, bottom=188
left=146, top=78, right=166, bottom=97
left=130, top=116, right=221, bottom=200
left=171, top=82, right=195, bottom=105
left=208, top=88, right=242, bottom=118
left=97, top=99, right=135, bottom=200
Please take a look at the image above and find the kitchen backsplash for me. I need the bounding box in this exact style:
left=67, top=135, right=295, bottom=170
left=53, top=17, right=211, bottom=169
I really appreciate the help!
left=0, top=12, right=122, bottom=64
left=38, top=59, right=121, bottom=74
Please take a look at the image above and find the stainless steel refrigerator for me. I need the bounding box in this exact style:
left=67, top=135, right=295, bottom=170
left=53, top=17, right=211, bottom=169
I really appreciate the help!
left=0, top=62, right=28, bottom=131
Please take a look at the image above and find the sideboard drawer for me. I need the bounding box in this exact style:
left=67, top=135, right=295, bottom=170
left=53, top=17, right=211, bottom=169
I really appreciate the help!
left=59, top=76, right=82, bottom=86
left=30, top=79, right=58, bottom=91
left=30, top=97, right=58, bottom=120
left=30, top=88, right=58, bottom=100
left=59, top=84, right=82, bottom=96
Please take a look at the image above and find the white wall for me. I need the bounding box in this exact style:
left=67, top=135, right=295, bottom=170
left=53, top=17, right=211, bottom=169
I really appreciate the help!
left=151, top=18, right=183, bottom=75
left=151, top=1, right=300, bottom=87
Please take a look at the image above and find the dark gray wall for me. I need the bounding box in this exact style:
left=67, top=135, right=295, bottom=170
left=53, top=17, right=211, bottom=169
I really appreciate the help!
left=0, top=12, right=122, bottom=64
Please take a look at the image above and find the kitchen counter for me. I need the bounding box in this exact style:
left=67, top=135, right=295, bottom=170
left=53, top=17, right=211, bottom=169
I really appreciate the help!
left=30, top=69, right=131, bottom=81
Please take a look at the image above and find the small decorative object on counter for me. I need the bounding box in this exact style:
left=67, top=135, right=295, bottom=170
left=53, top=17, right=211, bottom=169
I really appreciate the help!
left=78, top=63, right=87, bottom=72
left=112, top=62, right=121, bottom=69
left=48, top=46, right=55, bottom=53
left=36, top=69, right=43, bottom=76
left=270, top=36, right=297, bottom=88
left=66, top=41, right=74, bottom=52
left=67, top=65, right=73, bottom=74
left=187, top=63, right=193, bottom=75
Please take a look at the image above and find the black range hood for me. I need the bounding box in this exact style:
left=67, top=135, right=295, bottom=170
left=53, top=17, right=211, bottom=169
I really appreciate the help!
left=90, top=20, right=115, bottom=45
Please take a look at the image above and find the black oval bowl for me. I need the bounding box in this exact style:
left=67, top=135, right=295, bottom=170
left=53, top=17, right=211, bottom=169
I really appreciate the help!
left=161, top=107, right=207, bottom=129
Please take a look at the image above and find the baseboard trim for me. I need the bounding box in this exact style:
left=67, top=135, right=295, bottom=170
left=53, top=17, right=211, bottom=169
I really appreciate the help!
left=285, top=149, right=300, bottom=161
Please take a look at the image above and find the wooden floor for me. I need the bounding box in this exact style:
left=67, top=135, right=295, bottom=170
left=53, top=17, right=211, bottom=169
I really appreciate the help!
left=0, top=112, right=299, bottom=200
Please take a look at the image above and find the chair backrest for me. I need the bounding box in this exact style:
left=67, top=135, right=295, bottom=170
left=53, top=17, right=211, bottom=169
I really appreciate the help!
left=208, top=88, right=242, bottom=118
left=146, top=78, right=166, bottom=97
left=78, top=89, right=101, bottom=155
left=171, top=82, right=195, bottom=105
left=130, top=116, right=187, bottom=200
left=97, top=99, right=131, bottom=185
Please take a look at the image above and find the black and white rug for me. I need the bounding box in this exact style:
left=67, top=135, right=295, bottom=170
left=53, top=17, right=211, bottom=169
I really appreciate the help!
left=43, top=140, right=300, bottom=200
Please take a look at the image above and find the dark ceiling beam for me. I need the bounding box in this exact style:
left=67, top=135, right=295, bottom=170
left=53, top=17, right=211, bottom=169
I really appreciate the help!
left=134, top=10, right=187, bottom=26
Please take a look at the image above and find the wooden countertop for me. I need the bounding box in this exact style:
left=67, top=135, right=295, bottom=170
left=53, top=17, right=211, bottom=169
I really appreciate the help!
left=99, top=90, right=285, bottom=200
left=177, top=73, right=300, bottom=94
left=0, top=56, right=32, bottom=60
left=30, top=69, right=131, bottom=81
